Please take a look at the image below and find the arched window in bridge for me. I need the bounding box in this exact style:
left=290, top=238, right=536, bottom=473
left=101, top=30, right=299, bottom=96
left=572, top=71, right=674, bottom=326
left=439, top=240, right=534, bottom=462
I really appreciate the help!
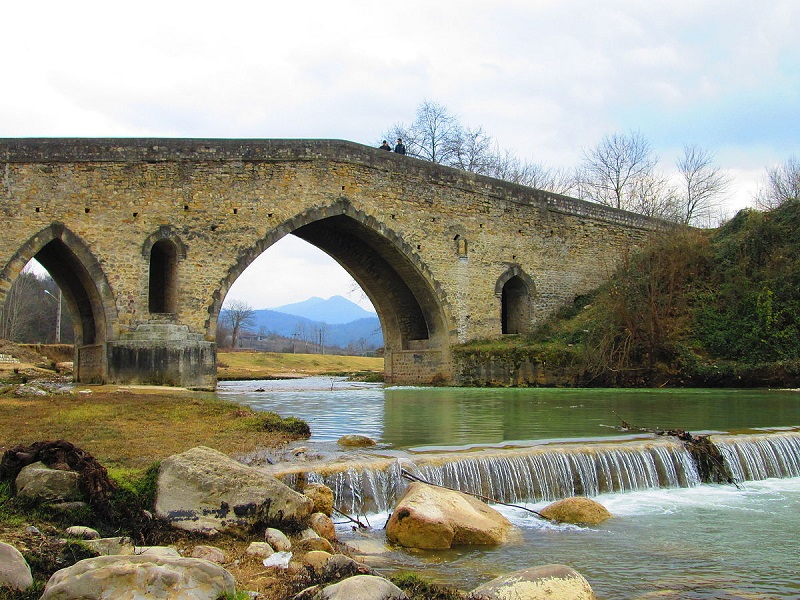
left=495, top=267, right=533, bottom=335
left=149, top=239, right=178, bottom=314
left=454, top=234, right=468, bottom=258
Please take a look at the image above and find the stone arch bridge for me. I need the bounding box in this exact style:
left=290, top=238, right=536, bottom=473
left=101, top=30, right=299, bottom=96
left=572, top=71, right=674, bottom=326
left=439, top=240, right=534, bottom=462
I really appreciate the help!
left=1, top=139, right=659, bottom=388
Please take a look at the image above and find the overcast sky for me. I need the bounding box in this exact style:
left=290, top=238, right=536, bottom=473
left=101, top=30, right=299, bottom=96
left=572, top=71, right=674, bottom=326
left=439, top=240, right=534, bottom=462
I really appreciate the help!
left=5, top=1, right=797, bottom=311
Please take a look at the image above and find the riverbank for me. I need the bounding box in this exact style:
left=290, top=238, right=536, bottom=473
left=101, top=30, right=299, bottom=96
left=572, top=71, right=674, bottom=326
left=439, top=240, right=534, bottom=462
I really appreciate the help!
left=217, top=350, right=384, bottom=381
left=0, top=350, right=464, bottom=599
left=0, top=384, right=311, bottom=597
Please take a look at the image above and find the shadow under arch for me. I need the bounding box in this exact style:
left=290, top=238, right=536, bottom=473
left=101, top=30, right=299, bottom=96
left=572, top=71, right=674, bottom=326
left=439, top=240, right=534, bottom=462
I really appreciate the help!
left=0, top=223, right=118, bottom=381
left=210, top=200, right=455, bottom=383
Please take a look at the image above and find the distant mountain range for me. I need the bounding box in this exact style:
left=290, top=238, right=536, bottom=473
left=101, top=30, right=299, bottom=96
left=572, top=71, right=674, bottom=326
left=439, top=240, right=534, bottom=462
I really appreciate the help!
left=271, top=295, right=376, bottom=324
left=251, top=296, right=382, bottom=349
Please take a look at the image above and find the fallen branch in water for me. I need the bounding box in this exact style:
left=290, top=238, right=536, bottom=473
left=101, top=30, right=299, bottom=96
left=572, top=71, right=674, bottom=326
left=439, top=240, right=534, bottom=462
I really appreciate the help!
left=332, top=505, right=369, bottom=529
left=612, top=412, right=740, bottom=488
left=400, top=468, right=552, bottom=521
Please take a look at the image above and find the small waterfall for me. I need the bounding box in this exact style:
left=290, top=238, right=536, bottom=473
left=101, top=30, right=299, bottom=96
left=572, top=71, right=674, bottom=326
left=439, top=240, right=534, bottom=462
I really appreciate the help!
left=276, top=432, right=800, bottom=516
left=279, top=439, right=701, bottom=515
left=714, top=431, right=800, bottom=482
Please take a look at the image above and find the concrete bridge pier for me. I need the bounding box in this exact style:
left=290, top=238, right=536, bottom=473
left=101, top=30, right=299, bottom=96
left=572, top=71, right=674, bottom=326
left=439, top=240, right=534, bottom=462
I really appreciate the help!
left=106, top=318, right=216, bottom=390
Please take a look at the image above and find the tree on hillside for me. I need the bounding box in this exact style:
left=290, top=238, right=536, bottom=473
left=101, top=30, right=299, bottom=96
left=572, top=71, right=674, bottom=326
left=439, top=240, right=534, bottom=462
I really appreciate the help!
left=314, top=322, right=328, bottom=355
left=676, top=144, right=732, bottom=226
left=222, top=299, right=255, bottom=349
left=2, top=269, right=42, bottom=341
left=755, top=155, right=800, bottom=210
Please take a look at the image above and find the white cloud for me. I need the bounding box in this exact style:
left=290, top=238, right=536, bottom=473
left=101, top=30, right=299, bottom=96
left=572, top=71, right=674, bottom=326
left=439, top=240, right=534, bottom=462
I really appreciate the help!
left=4, top=0, right=798, bottom=304
left=225, top=236, right=375, bottom=312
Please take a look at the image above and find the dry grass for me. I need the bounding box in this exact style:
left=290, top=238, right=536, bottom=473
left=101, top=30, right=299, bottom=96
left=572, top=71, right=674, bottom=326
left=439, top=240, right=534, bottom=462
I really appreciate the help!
left=217, top=350, right=384, bottom=380
left=0, top=388, right=297, bottom=470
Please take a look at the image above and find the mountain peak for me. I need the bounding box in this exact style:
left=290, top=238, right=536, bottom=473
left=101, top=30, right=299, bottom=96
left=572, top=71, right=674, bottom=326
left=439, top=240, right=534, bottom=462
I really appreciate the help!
left=271, top=295, right=375, bottom=324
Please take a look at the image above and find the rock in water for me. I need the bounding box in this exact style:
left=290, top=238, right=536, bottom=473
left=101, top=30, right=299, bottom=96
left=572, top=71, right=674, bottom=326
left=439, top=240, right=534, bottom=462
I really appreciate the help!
left=385, top=481, right=513, bottom=549
left=337, top=434, right=377, bottom=447
left=540, top=497, right=613, bottom=525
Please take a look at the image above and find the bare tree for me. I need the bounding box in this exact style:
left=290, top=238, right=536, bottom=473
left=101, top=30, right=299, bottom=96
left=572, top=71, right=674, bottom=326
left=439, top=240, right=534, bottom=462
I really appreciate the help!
left=449, top=125, right=495, bottom=174
left=577, top=130, right=659, bottom=211
left=222, top=299, right=255, bottom=349
left=384, top=100, right=575, bottom=195
left=2, top=269, right=39, bottom=341
left=314, top=322, right=328, bottom=355
left=754, top=155, right=800, bottom=210
left=386, top=100, right=461, bottom=164
left=489, top=148, right=575, bottom=195
left=0, top=268, right=63, bottom=342
left=293, top=322, right=310, bottom=353
left=628, top=172, right=680, bottom=220
left=676, top=144, right=732, bottom=225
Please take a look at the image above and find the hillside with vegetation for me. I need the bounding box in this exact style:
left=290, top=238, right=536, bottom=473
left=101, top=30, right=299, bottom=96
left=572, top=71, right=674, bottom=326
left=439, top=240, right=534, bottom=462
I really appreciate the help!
left=456, top=200, right=800, bottom=387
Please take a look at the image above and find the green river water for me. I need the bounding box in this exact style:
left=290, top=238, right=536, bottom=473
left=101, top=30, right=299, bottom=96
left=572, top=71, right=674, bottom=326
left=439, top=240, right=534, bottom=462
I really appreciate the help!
left=219, top=380, right=800, bottom=599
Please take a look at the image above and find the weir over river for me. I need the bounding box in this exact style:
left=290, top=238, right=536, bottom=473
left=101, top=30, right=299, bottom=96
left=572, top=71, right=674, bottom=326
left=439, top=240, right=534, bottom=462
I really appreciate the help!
left=219, top=380, right=800, bottom=598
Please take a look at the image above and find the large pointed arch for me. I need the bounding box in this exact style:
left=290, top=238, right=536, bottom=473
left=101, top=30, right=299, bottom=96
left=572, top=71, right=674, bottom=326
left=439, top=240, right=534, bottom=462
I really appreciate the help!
left=0, top=223, right=117, bottom=381
left=209, top=200, right=455, bottom=382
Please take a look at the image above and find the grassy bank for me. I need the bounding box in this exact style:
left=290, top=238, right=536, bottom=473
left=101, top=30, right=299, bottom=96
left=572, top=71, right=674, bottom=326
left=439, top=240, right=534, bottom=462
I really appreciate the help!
left=0, top=388, right=304, bottom=470
left=217, top=350, right=384, bottom=381
left=455, top=201, right=800, bottom=388
left=0, top=380, right=321, bottom=598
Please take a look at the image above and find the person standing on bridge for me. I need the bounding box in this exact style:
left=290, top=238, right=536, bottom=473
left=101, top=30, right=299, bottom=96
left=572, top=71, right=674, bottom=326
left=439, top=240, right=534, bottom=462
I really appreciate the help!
left=379, top=140, right=392, bottom=151
left=394, top=138, right=406, bottom=155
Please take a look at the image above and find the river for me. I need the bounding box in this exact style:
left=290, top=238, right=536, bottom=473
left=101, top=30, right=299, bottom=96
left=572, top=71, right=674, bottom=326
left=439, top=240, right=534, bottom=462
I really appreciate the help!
left=218, top=379, right=800, bottom=598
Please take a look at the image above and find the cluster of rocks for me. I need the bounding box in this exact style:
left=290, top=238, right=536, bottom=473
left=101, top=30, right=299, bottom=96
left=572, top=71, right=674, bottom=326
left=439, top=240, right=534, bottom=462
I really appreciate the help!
left=2, top=443, right=611, bottom=599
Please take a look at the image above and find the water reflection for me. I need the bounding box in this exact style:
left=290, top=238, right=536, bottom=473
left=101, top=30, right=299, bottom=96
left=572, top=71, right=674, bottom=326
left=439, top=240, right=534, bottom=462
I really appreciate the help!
left=219, top=380, right=800, bottom=450
left=217, top=377, right=386, bottom=443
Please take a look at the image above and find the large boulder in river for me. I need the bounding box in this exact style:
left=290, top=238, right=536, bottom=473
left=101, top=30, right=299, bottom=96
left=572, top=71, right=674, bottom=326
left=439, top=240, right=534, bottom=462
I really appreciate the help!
left=385, top=481, right=513, bottom=549
left=40, top=555, right=235, bottom=600
left=540, top=497, right=612, bottom=526
left=303, top=482, right=335, bottom=516
left=470, top=564, right=595, bottom=599
left=155, top=446, right=313, bottom=535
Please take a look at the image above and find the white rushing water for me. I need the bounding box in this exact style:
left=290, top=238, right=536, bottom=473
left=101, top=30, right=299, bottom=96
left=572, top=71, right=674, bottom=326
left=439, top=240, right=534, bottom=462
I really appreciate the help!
left=336, top=476, right=800, bottom=598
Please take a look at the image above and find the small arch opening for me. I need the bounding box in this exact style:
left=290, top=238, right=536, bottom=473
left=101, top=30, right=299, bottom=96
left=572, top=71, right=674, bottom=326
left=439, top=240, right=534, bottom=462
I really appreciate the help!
left=149, top=240, right=178, bottom=314
left=500, top=275, right=531, bottom=335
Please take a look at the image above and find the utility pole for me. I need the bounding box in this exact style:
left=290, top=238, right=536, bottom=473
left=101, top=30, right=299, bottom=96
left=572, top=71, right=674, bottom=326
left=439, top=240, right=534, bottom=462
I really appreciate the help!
left=44, top=289, right=62, bottom=343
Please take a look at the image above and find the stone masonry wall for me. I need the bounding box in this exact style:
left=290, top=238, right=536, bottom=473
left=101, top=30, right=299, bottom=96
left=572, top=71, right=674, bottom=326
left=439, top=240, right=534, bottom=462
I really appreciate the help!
left=0, top=139, right=659, bottom=384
